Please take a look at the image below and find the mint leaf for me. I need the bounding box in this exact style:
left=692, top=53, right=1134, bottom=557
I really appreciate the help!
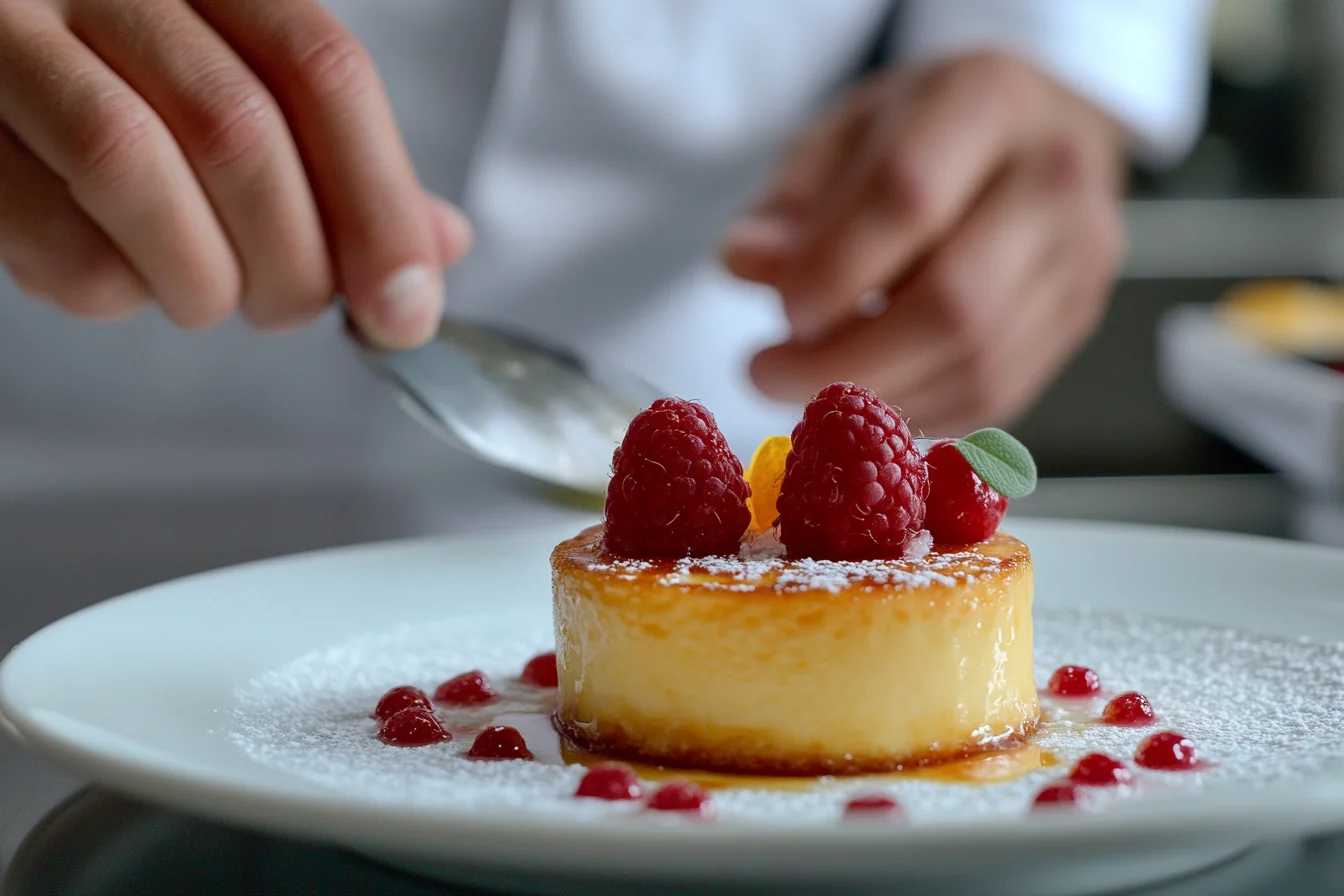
left=953, top=429, right=1037, bottom=499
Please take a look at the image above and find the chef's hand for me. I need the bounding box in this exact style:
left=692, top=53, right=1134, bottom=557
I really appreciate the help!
left=0, top=0, right=470, bottom=347
left=723, top=51, right=1126, bottom=435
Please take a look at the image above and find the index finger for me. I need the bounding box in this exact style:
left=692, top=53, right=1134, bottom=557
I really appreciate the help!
left=772, top=53, right=1049, bottom=341
left=191, top=0, right=462, bottom=347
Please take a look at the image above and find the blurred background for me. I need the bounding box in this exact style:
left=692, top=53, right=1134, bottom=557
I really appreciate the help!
left=1021, top=0, right=1344, bottom=478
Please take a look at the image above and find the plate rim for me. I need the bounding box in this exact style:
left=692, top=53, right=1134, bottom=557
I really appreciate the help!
left=5, top=517, right=1344, bottom=867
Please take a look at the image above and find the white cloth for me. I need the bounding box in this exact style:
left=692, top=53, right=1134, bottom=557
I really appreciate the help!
left=0, top=0, right=1212, bottom=508
left=897, top=0, right=1213, bottom=163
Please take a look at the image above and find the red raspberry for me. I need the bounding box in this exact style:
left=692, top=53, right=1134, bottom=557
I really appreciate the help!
left=604, top=398, right=750, bottom=557
left=776, top=383, right=928, bottom=559
left=923, top=440, right=1008, bottom=544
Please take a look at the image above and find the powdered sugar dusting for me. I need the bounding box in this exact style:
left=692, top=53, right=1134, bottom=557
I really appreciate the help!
left=229, top=609, right=1344, bottom=824
left=903, top=529, right=934, bottom=561
left=586, top=532, right=1006, bottom=595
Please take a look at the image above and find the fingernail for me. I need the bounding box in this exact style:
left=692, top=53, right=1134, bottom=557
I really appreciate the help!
left=371, top=264, right=442, bottom=348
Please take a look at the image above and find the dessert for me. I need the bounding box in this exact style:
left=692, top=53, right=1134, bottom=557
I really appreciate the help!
left=553, top=525, right=1035, bottom=774
left=551, top=382, right=1040, bottom=775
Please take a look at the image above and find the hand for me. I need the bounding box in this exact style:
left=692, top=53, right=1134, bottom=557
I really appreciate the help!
left=722, top=51, right=1127, bottom=435
left=0, top=0, right=470, bottom=347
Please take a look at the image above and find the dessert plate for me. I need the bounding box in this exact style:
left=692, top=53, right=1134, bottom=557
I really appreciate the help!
left=4, top=519, right=1344, bottom=896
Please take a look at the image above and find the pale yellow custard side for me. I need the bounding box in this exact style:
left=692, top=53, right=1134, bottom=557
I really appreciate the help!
left=550, top=525, right=1037, bottom=775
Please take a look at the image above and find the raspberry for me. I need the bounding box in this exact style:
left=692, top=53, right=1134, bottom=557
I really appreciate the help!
left=776, top=383, right=928, bottom=559
left=923, top=440, right=1008, bottom=544
left=604, top=398, right=750, bottom=557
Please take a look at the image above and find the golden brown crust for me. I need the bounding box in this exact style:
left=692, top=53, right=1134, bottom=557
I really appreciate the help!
left=554, top=710, right=1041, bottom=777
left=551, top=523, right=1037, bottom=777
left=551, top=524, right=1030, bottom=601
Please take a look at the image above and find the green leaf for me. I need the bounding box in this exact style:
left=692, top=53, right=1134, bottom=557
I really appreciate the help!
left=953, top=428, right=1037, bottom=499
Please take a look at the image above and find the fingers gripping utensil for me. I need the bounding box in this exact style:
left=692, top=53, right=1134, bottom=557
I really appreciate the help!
left=348, top=317, right=661, bottom=496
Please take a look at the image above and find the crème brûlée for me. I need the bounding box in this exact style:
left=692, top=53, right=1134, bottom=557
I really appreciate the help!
left=551, top=524, right=1037, bottom=776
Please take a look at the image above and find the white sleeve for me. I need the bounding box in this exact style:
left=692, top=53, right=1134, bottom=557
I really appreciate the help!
left=895, top=0, right=1215, bottom=165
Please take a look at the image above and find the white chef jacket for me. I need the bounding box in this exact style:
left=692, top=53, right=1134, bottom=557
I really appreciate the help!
left=0, top=0, right=1211, bottom=522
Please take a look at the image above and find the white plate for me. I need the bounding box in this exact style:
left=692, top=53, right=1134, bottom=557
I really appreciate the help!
left=5, top=518, right=1344, bottom=896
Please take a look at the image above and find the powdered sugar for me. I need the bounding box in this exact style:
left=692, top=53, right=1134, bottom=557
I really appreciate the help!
left=228, top=609, right=1344, bottom=825
left=586, top=533, right=1005, bottom=594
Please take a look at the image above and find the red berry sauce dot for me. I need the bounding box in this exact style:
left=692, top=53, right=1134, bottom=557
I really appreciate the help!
left=1032, top=782, right=1085, bottom=810
left=372, top=685, right=432, bottom=720
left=1047, top=665, right=1100, bottom=698
left=434, top=670, right=497, bottom=706
left=1135, top=731, right=1199, bottom=771
left=467, top=725, right=534, bottom=761
left=1101, top=691, right=1156, bottom=727
left=575, top=763, right=643, bottom=801
left=520, top=652, right=559, bottom=688
left=377, top=707, right=449, bottom=747
left=1067, top=753, right=1133, bottom=787
left=646, top=780, right=714, bottom=817
left=843, top=794, right=903, bottom=818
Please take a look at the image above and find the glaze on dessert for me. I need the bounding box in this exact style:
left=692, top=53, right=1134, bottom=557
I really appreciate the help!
left=553, top=383, right=1041, bottom=776
left=552, top=525, right=1037, bottom=775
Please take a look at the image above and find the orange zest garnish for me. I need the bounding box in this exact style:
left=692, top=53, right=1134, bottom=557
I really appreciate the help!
left=744, top=435, right=792, bottom=532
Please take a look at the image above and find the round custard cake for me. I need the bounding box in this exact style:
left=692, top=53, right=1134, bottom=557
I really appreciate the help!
left=550, top=525, right=1037, bottom=775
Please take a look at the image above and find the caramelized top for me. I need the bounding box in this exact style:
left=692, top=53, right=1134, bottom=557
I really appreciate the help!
left=552, top=524, right=1029, bottom=596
